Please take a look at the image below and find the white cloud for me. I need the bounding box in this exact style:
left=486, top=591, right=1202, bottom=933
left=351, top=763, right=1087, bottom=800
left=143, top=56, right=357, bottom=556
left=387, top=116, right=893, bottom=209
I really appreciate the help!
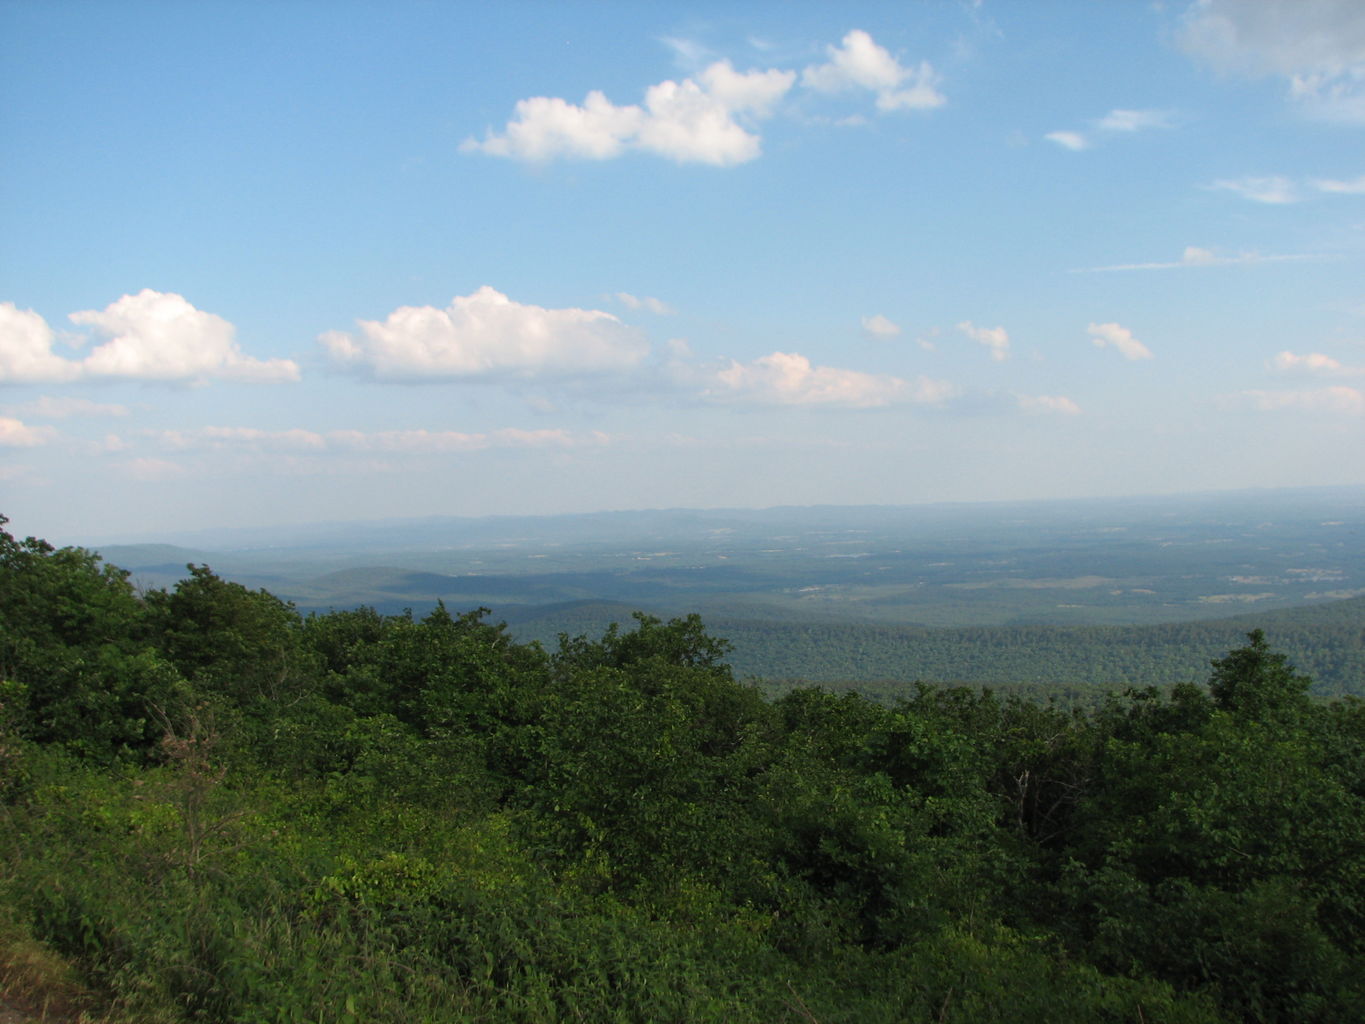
left=861, top=314, right=902, bottom=338
left=321, top=286, right=648, bottom=380
left=1270, top=350, right=1364, bottom=375
left=802, top=29, right=945, bottom=112
left=464, top=60, right=795, bottom=166
left=1077, top=245, right=1324, bottom=272
left=71, top=290, right=300, bottom=383
left=333, top=427, right=596, bottom=453
left=701, top=350, right=946, bottom=408
left=1238, top=386, right=1365, bottom=414
left=124, top=457, right=186, bottom=482
left=1046, top=108, right=1171, bottom=151
left=88, top=434, right=128, bottom=454
left=1313, top=174, right=1365, bottom=193
left=2, top=293, right=298, bottom=384
left=1097, top=108, right=1173, bottom=132
left=1017, top=394, right=1082, bottom=415
left=957, top=321, right=1010, bottom=361
left=0, top=416, right=56, bottom=447
left=637, top=62, right=795, bottom=164
left=0, top=303, right=81, bottom=383
left=1044, top=130, right=1088, bottom=151
left=1179, top=0, right=1365, bottom=122
left=1088, top=322, right=1153, bottom=360
left=150, top=425, right=607, bottom=454
left=1210, top=175, right=1301, bottom=203
left=464, top=92, right=642, bottom=161
left=615, top=292, right=675, bottom=315
left=9, top=395, right=130, bottom=419
left=466, top=30, right=943, bottom=165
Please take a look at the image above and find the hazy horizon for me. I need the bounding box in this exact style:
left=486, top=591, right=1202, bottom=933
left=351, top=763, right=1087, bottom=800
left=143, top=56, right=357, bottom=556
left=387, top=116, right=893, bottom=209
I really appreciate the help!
left=38, top=480, right=1363, bottom=551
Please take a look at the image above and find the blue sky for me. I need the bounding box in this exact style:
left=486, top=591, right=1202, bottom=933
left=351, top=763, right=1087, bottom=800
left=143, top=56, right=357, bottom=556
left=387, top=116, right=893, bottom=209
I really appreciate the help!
left=2, top=0, right=1363, bottom=542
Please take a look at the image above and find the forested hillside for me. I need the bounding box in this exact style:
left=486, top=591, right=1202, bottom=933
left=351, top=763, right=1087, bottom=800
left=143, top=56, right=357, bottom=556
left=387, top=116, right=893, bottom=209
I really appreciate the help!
left=3, top=518, right=1364, bottom=1022
left=501, top=598, right=1365, bottom=696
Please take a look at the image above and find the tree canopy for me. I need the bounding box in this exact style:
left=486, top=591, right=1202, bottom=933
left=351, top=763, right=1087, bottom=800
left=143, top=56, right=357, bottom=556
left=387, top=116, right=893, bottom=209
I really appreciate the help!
left=1, top=517, right=1362, bottom=1023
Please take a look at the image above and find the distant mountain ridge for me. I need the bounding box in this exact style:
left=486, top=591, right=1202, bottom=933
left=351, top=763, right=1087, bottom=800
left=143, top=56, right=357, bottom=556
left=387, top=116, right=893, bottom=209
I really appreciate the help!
left=86, top=488, right=1364, bottom=692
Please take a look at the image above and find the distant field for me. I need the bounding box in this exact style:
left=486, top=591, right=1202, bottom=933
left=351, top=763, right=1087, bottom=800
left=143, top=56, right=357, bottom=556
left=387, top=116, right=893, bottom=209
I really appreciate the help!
left=93, top=488, right=1365, bottom=694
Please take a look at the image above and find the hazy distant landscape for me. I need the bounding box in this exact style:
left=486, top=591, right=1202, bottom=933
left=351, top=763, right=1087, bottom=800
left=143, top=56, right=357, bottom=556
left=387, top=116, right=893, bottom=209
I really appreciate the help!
left=93, top=486, right=1365, bottom=692
left=6, top=2, right=1365, bottom=1019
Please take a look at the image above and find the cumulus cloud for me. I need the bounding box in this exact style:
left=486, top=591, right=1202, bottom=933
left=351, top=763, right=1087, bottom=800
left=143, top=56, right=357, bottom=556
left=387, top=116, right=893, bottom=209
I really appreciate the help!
left=957, top=321, right=1010, bottom=361
left=464, top=59, right=795, bottom=165
left=699, top=350, right=948, bottom=408
left=0, top=416, right=56, bottom=447
left=1088, top=322, right=1153, bottom=360
left=2, top=292, right=299, bottom=384
left=466, top=29, right=943, bottom=166
left=321, top=286, right=648, bottom=381
left=614, top=292, right=675, bottom=315
left=861, top=314, right=902, bottom=338
left=1046, top=107, right=1171, bottom=150
left=1237, top=386, right=1365, bottom=414
left=1017, top=394, right=1082, bottom=415
left=801, top=29, right=945, bottom=111
left=1179, top=0, right=1365, bottom=122
left=0, top=303, right=82, bottom=383
left=73, top=290, right=300, bottom=382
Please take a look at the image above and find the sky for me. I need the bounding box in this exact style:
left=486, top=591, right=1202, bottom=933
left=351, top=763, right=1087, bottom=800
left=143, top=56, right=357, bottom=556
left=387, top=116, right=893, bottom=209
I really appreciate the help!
left=2, top=0, right=1363, bottom=543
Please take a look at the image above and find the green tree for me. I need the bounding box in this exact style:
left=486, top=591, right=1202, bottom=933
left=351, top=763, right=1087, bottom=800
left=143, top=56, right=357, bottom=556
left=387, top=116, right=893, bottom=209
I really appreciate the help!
left=1209, top=628, right=1313, bottom=722
left=0, top=516, right=183, bottom=761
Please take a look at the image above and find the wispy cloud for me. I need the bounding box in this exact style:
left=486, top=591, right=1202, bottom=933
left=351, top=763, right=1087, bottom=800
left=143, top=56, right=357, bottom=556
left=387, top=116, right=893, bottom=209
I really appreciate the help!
left=1210, top=172, right=1365, bottom=203
left=7, top=396, right=130, bottom=419
left=1076, top=245, right=1325, bottom=272
left=957, top=321, right=1010, bottom=361
left=1088, top=322, right=1153, bottom=361
left=1270, top=351, right=1365, bottom=376
left=693, top=350, right=951, bottom=408
left=1312, top=174, right=1365, bottom=194
left=1045, top=107, right=1172, bottom=151
left=1097, top=108, right=1173, bottom=133
left=1017, top=394, right=1082, bottom=415
left=614, top=292, right=675, bottom=315
left=861, top=314, right=902, bottom=339
left=1235, top=386, right=1365, bottom=415
left=0, top=416, right=56, bottom=447
left=1210, top=175, right=1301, bottom=203
left=149, top=425, right=610, bottom=454
left=1043, top=130, right=1088, bottom=151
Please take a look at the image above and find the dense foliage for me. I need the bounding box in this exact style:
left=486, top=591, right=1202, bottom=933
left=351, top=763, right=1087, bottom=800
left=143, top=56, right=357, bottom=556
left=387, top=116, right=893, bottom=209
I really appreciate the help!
left=2, top=516, right=1363, bottom=1022
left=501, top=599, right=1365, bottom=696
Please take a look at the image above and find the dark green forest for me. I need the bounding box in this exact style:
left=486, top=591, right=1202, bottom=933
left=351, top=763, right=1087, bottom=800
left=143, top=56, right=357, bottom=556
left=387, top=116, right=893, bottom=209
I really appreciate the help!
left=3, top=517, right=1364, bottom=1022
left=500, top=599, right=1365, bottom=697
